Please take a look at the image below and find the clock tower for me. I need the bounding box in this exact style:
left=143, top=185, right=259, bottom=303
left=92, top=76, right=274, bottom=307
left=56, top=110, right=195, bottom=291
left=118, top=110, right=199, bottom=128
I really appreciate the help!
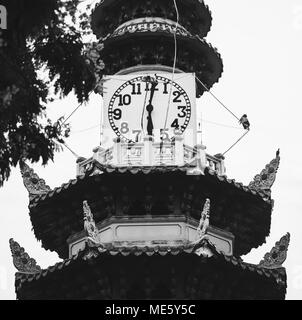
left=85, top=0, right=223, bottom=170
left=13, top=1, right=289, bottom=300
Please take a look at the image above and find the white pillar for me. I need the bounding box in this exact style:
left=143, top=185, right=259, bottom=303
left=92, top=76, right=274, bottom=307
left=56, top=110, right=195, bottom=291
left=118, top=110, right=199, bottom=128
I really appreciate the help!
left=214, top=154, right=226, bottom=176
left=174, top=135, right=184, bottom=166
left=112, top=138, right=121, bottom=165
left=219, top=160, right=226, bottom=176
left=76, top=157, right=87, bottom=177
left=143, top=136, right=154, bottom=166
left=197, top=144, right=207, bottom=170
left=92, top=146, right=105, bottom=163
left=187, top=144, right=207, bottom=175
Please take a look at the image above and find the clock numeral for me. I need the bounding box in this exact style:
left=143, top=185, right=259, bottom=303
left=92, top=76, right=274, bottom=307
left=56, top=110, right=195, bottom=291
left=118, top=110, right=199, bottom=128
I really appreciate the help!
left=163, top=82, right=169, bottom=94
left=160, top=127, right=183, bottom=142
left=121, top=122, right=129, bottom=134
left=118, top=94, right=131, bottom=106
left=177, top=106, right=187, bottom=118
left=131, top=83, right=142, bottom=95
left=173, top=91, right=182, bottom=103
left=171, top=118, right=180, bottom=129
left=113, top=108, right=122, bottom=120
left=132, top=130, right=142, bottom=142
left=145, top=82, right=159, bottom=92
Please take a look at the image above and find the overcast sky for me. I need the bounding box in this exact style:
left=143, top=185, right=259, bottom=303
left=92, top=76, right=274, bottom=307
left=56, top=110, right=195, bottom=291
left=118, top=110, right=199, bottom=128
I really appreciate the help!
left=1, top=0, right=301, bottom=300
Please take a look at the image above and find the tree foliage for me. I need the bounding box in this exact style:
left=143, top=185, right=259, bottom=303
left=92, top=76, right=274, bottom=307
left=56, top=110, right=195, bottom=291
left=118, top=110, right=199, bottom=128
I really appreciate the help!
left=0, top=0, right=96, bottom=186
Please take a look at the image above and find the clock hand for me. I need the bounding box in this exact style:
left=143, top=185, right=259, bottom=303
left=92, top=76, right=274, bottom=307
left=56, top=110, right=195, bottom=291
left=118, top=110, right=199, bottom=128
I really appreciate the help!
left=146, top=103, right=154, bottom=136
left=141, top=89, right=148, bottom=132
left=148, top=80, right=157, bottom=105
left=146, top=79, right=158, bottom=136
left=141, top=76, right=155, bottom=133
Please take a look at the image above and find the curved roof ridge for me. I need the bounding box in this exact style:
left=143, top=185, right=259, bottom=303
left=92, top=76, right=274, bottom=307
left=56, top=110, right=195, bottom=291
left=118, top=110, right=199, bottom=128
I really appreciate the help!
left=16, top=242, right=286, bottom=289
left=20, top=161, right=52, bottom=200
left=248, top=149, right=281, bottom=197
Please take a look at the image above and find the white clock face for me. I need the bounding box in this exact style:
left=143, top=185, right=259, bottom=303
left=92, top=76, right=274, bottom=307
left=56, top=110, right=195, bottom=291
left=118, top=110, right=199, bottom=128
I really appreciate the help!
left=103, top=73, right=196, bottom=145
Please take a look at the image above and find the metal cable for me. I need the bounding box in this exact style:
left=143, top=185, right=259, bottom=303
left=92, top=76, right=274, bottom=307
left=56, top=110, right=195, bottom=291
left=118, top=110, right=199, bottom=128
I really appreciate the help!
left=62, top=90, right=95, bottom=126
left=163, top=0, right=179, bottom=133
left=60, top=141, right=80, bottom=159
left=195, top=76, right=241, bottom=121
left=222, top=129, right=250, bottom=156
left=72, top=124, right=100, bottom=134
left=202, top=119, right=242, bottom=130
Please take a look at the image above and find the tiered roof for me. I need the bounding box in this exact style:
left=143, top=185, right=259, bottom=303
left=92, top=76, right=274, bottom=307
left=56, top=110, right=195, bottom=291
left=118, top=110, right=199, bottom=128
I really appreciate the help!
left=89, top=0, right=223, bottom=97
left=12, top=150, right=288, bottom=299
left=20, top=152, right=280, bottom=259
left=13, top=237, right=288, bottom=300
left=91, top=0, right=213, bottom=38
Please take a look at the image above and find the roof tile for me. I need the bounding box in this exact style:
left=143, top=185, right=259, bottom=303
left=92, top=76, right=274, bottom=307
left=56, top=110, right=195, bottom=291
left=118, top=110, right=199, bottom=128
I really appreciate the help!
left=29, top=165, right=272, bottom=208
left=16, top=244, right=285, bottom=289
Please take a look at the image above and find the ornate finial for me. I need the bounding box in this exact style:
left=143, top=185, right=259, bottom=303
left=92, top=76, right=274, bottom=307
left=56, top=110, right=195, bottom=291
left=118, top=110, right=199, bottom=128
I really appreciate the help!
left=9, top=239, right=41, bottom=274
left=258, top=233, right=290, bottom=269
left=192, top=198, right=214, bottom=257
left=19, top=161, right=51, bottom=199
left=248, top=149, right=281, bottom=197
left=83, top=200, right=99, bottom=243
left=82, top=201, right=105, bottom=259
left=196, top=198, right=210, bottom=240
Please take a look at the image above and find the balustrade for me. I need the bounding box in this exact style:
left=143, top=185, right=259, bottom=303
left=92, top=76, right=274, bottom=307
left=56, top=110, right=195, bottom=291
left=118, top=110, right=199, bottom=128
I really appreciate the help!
left=77, top=137, right=226, bottom=176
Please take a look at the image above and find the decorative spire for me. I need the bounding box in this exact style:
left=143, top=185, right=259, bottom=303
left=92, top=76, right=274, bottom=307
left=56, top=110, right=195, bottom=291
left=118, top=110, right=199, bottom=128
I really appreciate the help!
left=258, top=233, right=290, bottom=269
left=9, top=239, right=41, bottom=274
left=196, top=198, right=211, bottom=240
left=248, top=149, right=281, bottom=197
left=19, top=161, right=51, bottom=199
left=82, top=201, right=105, bottom=259
left=193, top=198, right=214, bottom=258
left=83, top=200, right=99, bottom=243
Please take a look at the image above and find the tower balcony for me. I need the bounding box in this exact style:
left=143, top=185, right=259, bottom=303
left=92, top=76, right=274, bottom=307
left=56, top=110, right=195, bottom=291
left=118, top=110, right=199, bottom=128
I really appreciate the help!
left=76, top=136, right=226, bottom=177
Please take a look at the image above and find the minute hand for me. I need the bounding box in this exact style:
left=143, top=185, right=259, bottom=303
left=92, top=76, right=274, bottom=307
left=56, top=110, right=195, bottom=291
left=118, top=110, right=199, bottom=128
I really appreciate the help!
left=146, top=82, right=157, bottom=136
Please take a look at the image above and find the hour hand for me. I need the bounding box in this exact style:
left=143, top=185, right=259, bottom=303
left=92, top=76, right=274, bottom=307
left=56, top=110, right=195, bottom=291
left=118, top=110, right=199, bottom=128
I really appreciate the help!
left=145, top=77, right=158, bottom=136
left=146, top=103, right=154, bottom=136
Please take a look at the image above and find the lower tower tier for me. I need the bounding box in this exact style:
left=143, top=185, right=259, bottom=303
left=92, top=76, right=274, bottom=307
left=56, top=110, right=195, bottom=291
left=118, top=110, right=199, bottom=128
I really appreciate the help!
left=15, top=245, right=286, bottom=300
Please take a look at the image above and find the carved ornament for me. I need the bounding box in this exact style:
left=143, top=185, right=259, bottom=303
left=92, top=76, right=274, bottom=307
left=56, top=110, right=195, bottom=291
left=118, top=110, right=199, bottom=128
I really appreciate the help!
left=20, top=161, right=51, bottom=199
left=259, top=233, right=290, bottom=269
left=9, top=238, right=41, bottom=274
left=248, top=150, right=281, bottom=197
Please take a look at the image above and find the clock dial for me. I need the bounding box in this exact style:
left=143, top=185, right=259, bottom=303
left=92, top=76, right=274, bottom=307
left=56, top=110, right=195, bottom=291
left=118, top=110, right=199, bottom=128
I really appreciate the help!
left=108, top=75, right=192, bottom=143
